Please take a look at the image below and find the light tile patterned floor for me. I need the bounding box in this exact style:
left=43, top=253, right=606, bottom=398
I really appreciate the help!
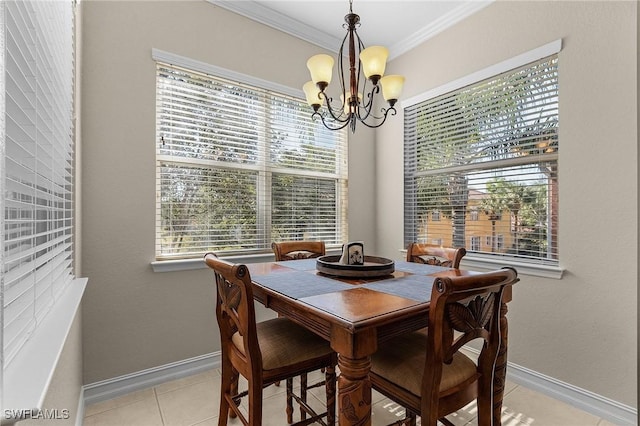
left=84, top=367, right=617, bottom=426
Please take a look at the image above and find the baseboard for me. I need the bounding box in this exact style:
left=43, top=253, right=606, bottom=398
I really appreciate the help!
left=464, top=347, right=637, bottom=426
left=83, top=352, right=221, bottom=406
left=82, top=350, right=637, bottom=426
left=506, top=362, right=637, bottom=425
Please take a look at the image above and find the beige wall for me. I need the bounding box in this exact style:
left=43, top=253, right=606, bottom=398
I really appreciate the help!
left=376, top=1, right=637, bottom=407
left=80, top=0, right=376, bottom=384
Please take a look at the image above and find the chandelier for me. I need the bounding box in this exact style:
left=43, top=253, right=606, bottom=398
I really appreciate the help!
left=303, top=0, right=405, bottom=133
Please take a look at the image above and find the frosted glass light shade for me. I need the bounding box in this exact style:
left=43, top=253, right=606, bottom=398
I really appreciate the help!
left=360, top=46, right=389, bottom=79
left=380, top=75, right=405, bottom=101
left=307, top=54, right=334, bottom=85
left=303, top=81, right=322, bottom=106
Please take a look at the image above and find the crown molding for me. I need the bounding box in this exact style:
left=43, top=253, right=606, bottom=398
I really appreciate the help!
left=208, top=1, right=493, bottom=59
left=389, top=0, right=493, bottom=59
left=208, top=0, right=342, bottom=52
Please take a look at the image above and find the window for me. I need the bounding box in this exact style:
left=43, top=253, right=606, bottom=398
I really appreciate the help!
left=431, top=210, right=441, bottom=221
left=2, top=0, right=76, bottom=370
left=154, top=55, right=348, bottom=260
left=404, top=50, right=559, bottom=267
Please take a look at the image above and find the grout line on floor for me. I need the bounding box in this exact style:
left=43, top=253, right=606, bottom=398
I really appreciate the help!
left=503, top=382, right=520, bottom=397
left=84, top=386, right=157, bottom=418
left=152, top=387, right=167, bottom=426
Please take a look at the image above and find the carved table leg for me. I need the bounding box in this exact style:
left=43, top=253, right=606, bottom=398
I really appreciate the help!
left=493, top=302, right=509, bottom=426
left=337, top=355, right=372, bottom=426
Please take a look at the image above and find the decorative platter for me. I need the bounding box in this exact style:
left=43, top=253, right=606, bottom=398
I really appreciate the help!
left=316, top=255, right=395, bottom=278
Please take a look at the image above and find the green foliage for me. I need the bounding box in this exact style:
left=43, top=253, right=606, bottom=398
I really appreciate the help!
left=482, top=178, right=549, bottom=256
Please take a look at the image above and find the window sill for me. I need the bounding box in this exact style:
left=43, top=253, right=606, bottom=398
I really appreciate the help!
left=151, top=248, right=343, bottom=273
left=461, top=254, right=563, bottom=279
left=399, top=250, right=564, bottom=279
left=151, top=253, right=274, bottom=273
left=2, top=277, right=88, bottom=425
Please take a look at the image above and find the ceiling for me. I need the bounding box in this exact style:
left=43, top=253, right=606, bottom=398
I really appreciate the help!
left=209, top=0, right=492, bottom=59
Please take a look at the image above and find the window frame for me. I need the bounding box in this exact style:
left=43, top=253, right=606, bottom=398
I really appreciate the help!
left=151, top=50, right=348, bottom=266
left=470, top=236, right=481, bottom=252
left=1, top=0, right=86, bottom=416
left=402, top=40, right=564, bottom=279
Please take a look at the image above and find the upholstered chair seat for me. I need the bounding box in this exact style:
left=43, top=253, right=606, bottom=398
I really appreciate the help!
left=371, top=332, right=478, bottom=396
left=231, top=317, right=335, bottom=371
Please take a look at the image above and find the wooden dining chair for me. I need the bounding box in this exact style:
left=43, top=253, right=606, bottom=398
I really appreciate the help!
left=369, top=267, right=519, bottom=426
left=406, top=242, right=467, bottom=269
left=272, top=240, right=326, bottom=261
left=204, top=253, right=337, bottom=426
left=271, top=240, right=327, bottom=402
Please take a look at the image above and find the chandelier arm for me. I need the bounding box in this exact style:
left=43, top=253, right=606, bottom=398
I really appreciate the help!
left=317, top=91, right=351, bottom=123
left=322, top=93, right=344, bottom=122
left=356, top=34, right=366, bottom=102
left=337, top=32, right=349, bottom=115
left=323, top=97, right=351, bottom=123
left=354, top=85, right=380, bottom=122
left=312, top=110, right=353, bottom=131
left=354, top=106, right=398, bottom=129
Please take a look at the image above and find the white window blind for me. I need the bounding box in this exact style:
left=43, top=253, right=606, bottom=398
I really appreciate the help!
left=2, top=0, right=76, bottom=368
left=155, top=61, right=348, bottom=260
left=404, top=55, right=559, bottom=266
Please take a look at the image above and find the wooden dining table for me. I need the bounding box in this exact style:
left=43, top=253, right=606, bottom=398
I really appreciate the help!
left=246, top=257, right=512, bottom=426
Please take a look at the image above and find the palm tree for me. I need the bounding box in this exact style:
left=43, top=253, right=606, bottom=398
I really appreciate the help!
left=480, top=180, right=510, bottom=253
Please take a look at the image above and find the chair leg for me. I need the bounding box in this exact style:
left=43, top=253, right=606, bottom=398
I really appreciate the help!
left=476, top=389, right=493, bottom=426
left=248, top=380, right=263, bottom=426
left=300, top=373, right=308, bottom=422
left=325, top=365, right=336, bottom=426
left=229, top=369, right=240, bottom=419
left=218, top=361, right=235, bottom=426
left=422, top=412, right=439, bottom=426
left=286, top=377, right=294, bottom=423
left=477, top=353, right=496, bottom=426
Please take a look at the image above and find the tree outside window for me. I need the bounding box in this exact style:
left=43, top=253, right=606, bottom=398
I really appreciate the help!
left=404, top=55, right=558, bottom=265
left=155, top=61, right=348, bottom=259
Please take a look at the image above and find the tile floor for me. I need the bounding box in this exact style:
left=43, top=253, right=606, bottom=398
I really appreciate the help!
left=84, top=367, right=617, bottom=426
